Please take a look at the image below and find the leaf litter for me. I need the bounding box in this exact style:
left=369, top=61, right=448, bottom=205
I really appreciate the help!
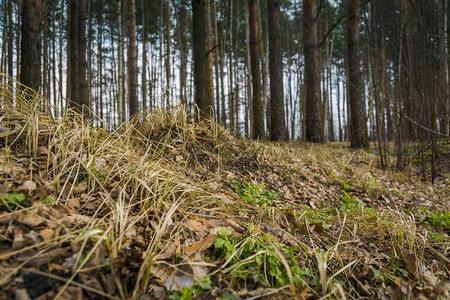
left=0, top=80, right=449, bottom=299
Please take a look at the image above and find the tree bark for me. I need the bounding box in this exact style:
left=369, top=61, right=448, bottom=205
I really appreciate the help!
left=303, top=0, right=323, bottom=142
left=248, top=0, right=265, bottom=139
left=192, top=0, right=215, bottom=120
left=438, top=0, right=448, bottom=135
left=20, top=0, right=42, bottom=92
left=117, top=0, right=125, bottom=123
left=347, top=0, right=368, bottom=148
left=267, top=0, right=287, bottom=140
left=7, top=0, right=13, bottom=81
left=97, top=0, right=103, bottom=120
left=127, top=0, right=138, bottom=118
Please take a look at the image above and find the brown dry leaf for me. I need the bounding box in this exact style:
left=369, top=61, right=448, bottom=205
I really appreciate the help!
left=0, top=214, right=12, bottom=225
left=79, top=273, right=104, bottom=294
left=0, top=182, right=12, bottom=193
left=20, top=248, right=68, bottom=267
left=434, top=282, right=450, bottom=300
left=198, top=218, right=217, bottom=229
left=223, top=218, right=244, bottom=233
left=299, top=286, right=310, bottom=299
left=188, top=252, right=210, bottom=279
left=101, top=273, right=116, bottom=295
left=38, top=228, right=54, bottom=242
left=71, top=182, right=87, bottom=196
left=385, top=285, right=404, bottom=300
left=66, top=198, right=80, bottom=210
left=246, top=287, right=278, bottom=297
left=16, top=212, right=45, bottom=229
left=17, top=180, right=37, bottom=193
left=14, top=289, right=31, bottom=300
left=184, top=234, right=217, bottom=254
left=187, top=220, right=206, bottom=233
left=154, top=244, right=175, bottom=260
left=60, top=214, right=91, bottom=226
left=151, top=264, right=171, bottom=285
left=164, top=273, right=195, bottom=291
left=399, top=251, right=417, bottom=277
left=58, top=286, right=83, bottom=300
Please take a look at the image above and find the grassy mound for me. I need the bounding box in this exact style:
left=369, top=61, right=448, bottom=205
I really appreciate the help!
left=0, top=79, right=449, bottom=299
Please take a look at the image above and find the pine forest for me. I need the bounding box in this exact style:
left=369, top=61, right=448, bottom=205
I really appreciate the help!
left=0, top=0, right=449, bottom=299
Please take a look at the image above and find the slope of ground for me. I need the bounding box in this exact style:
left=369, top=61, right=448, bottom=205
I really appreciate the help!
left=0, top=83, right=449, bottom=299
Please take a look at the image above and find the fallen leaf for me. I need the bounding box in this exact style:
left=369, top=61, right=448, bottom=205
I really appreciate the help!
left=399, top=251, right=417, bottom=277
left=184, top=234, right=217, bottom=254
left=187, top=219, right=206, bottom=232
left=246, top=287, right=278, bottom=297
left=0, top=182, right=12, bottom=193
left=164, top=273, right=195, bottom=291
left=223, top=218, right=244, bottom=233
left=14, top=289, right=31, bottom=300
left=17, top=212, right=45, bottom=229
left=57, top=286, right=83, bottom=300
left=39, top=228, right=55, bottom=242
left=66, top=198, right=80, bottom=210
left=154, top=244, right=175, bottom=260
left=17, top=181, right=37, bottom=193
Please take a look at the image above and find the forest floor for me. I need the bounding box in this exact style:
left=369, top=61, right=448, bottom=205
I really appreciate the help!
left=0, top=87, right=449, bottom=300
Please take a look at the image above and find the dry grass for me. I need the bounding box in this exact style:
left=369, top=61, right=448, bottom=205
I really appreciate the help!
left=0, top=77, right=449, bottom=299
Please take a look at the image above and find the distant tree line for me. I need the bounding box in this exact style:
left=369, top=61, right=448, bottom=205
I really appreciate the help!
left=0, top=0, right=448, bottom=169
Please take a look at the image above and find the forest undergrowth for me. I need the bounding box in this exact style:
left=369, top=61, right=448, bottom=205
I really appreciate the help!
left=0, top=83, right=449, bottom=300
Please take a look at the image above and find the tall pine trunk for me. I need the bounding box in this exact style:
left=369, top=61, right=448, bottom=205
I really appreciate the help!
left=303, top=0, right=323, bottom=142
left=347, top=0, right=368, bottom=148
left=127, top=0, right=138, bottom=118
left=248, top=0, right=265, bottom=139
left=192, top=0, right=214, bottom=120
left=267, top=0, right=287, bottom=140
left=21, top=0, right=42, bottom=92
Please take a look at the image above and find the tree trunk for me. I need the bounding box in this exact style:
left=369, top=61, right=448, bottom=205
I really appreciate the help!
left=117, top=0, right=125, bottom=123
left=248, top=0, right=265, bottom=139
left=78, top=0, right=89, bottom=118
left=192, top=0, right=215, bottom=120
left=212, top=1, right=221, bottom=123
left=141, top=0, right=147, bottom=110
left=43, top=0, right=48, bottom=99
left=98, top=0, right=103, bottom=120
left=438, top=0, right=448, bottom=135
left=347, top=0, right=368, bottom=148
left=303, top=0, right=323, bottom=142
left=21, top=0, right=42, bottom=92
left=267, top=0, right=287, bottom=140
left=7, top=0, right=13, bottom=82
left=380, top=24, right=393, bottom=141
left=87, top=0, right=92, bottom=113
left=164, top=0, right=171, bottom=107
left=127, top=0, right=138, bottom=118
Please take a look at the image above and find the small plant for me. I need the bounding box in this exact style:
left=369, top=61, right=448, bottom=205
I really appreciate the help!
left=214, top=229, right=311, bottom=289
left=392, top=259, right=409, bottom=278
left=298, top=206, right=334, bottom=227
left=339, top=191, right=365, bottom=213
left=230, top=179, right=279, bottom=206
left=41, top=198, right=56, bottom=205
left=362, top=177, right=380, bottom=196
left=169, top=276, right=213, bottom=300
left=214, top=228, right=237, bottom=260
left=0, top=192, right=26, bottom=211
left=418, top=208, right=450, bottom=229
left=337, top=177, right=355, bottom=192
